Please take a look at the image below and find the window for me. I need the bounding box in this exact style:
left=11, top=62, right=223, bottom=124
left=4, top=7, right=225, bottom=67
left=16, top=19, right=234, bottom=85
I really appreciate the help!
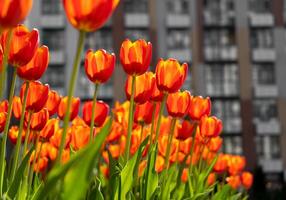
left=42, top=30, right=65, bottom=50
left=223, top=136, right=243, bottom=155
left=42, top=0, right=62, bottom=15
left=249, top=0, right=272, bottom=13
left=256, top=136, right=280, bottom=159
left=204, top=29, right=235, bottom=47
left=166, top=0, right=189, bottom=14
left=254, top=99, right=278, bottom=122
left=167, top=30, right=190, bottom=50
left=251, top=29, right=274, bottom=48
left=85, top=30, right=113, bottom=52
left=253, top=64, right=276, bottom=85
left=125, top=29, right=150, bottom=41
left=124, top=0, right=148, bottom=13
left=41, top=66, right=65, bottom=90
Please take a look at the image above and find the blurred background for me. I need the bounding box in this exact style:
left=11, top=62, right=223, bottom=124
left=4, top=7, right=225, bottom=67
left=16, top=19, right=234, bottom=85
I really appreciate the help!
left=7, top=0, right=286, bottom=198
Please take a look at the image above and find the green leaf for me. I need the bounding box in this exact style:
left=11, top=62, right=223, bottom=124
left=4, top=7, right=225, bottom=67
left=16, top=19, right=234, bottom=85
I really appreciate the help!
left=161, top=166, right=178, bottom=200
left=88, top=178, right=104, bottom=200
left=36, top=118, right=112, bottom=200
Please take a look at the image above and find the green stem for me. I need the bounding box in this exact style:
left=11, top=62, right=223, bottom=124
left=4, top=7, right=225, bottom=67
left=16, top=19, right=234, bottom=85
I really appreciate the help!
left=0, top=29, right=13, bottom=99
left=188, top=123, right=198, bottom=175
left=0, top=67, right=17, bottom=195
left=164, top=118, right=176, bottom=170
left=22, top=111, right=32, bottom=156
left=124, top=75, right=136, bottom=163
left=56, top=30, right=86, bottom=165
left=10, top=81, right=30, bottom=180
left=89, top=83, right=99, bottom=143
left=139, top=123, right=144, bottom=143
left=149, top=102, right=157, bottom=146
left=154, top=93, right=168, bottom=143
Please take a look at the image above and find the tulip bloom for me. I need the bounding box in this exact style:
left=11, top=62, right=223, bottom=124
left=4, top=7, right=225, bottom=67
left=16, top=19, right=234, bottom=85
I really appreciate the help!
left=176, top=120, right=196, bottom=141
left=208, top=137, right=223, bottom=152
left=226, top=175, right=241, bottom=189
left=166, top=90, right=191, bottom=118
left=155, top=155, right=165, bottom=173
left=82, top=100, right=109, bottom=127
left=213, top=154, right=228, bottom=173
left=45, top=90, right=61, bottom=116
left=150, top=82, right=164, bottom=102
left=25, top=108, right=49, bottom=131
left=12, top=96, right=22, bottom=119
left=188, top=96, right=211, bottom=121
left=155, top=58, right=188, bottom=93
left=120, top=39, right=152, bottom=76
left=63, top=0, right=119, bottom=32
left=0, top=0, right=33, bottom=29
left=125, top=72, right=155, bottom=104
left=17, top=45, right=49, bottom=81
left=58, top=96, right=80, bottom=121
left=20, top=81, right=49, bottom=113
left=70, top=125, right=90, bottom=150
left=84, top=49, right=115, bottom=83
left=8, top=126, right=26, bottom=144
left=207, top=173, right=216, bottom=186
left=241, top=171, right=253, bottom=189
left=0, top=100, right=8, bottom=113
left=40, top=118, right=59, bottom=140
left=0, top=112, right=7, bottom=133
left=1, top=25, right=39, bottom=66
left=199, top=115, right=223, bottom=138
left=134, top=101, right=158, bottom=125
left=227, top=155, right=246, bottom=175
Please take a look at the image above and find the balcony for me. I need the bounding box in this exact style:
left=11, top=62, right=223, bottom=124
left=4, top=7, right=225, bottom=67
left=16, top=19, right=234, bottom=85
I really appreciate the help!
left=252, top=48, right=276, bottom=62
left=166, top=14, right=191, bottom=28
left=254, top=119, right=281, bottom=134
left=49, top=50, right=65, bottom=65
left=167, top=49, right=191, bottom=62
left=204, top=46, right=237, bottom=61
left=224, top=119, right=242, bottom=133
left=41, top=14, right=65, bottom=28
left=249, top=13, right=274, bottom=27
left=254, top=84, right=278, bottom=97
left=125, top=13, right=149, bottom=27
left=259, top=159, right=282, bottom=172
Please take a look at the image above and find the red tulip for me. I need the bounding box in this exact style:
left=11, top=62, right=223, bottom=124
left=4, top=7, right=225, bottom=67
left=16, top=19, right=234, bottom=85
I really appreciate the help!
left=166, top=90, right=191, bottom=118
left=45, top=90, right=61, bottom=116
left=25, top=108, right=49, bottom=131
left=12, top=96, right=22, bottom=120
left=58, top=96, right=80, bottom=121
left=82, top=100, right=109, bottom=127
left=0, top=100, right=8, bottom=113
left=176, top=120, right=196, bottom=141
left=241, top=171, right=253, bottom=189
left=134, top=101, right=158, bottom=125
left=188, top=96, right=211, bottom=121
left=199, top=115, right=223, bottom=138
left=0, top=112, right=7, bottom=133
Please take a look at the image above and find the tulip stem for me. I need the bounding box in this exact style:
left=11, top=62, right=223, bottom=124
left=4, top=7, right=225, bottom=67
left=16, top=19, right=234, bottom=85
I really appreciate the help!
left=56, top=30, right=86, bottom=165
left=188, top=123, right=198, bottom=176
left=89, top=83, right=99, bottom=143
left=140, top=123, right=144, bottom=143
left=10, top=81, right=30, bottom=180
left=124, top=75, right=136, bottom=163
left=149, top=102, right=157, bottom=146
left=23, top=111, right=32, bottom=156
left=154, top=93, right=168, bottom=143
left=0, top=29, right=13, bottom=99
left=164, top=118, right=176, bottom=170
left=0, top=67, right=17, bottom=195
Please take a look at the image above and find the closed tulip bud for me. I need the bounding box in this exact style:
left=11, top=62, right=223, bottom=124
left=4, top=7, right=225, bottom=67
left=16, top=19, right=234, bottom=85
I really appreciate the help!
left=12, top=96, right=22, bottom=119
left=134, top=101, right=158, bottom=125
left=241, top=171, right=253, bottom=189
left=188, top=96, right=211, bottom=121
left=82, top=100, right=109, bottom=127
left=20, top=81, right=49, bottom=113
left=0, top=0, right=33, bottom=29
left=58, top=96, right=80, bottom=121
left=181, top=168, right=189, bottom=183
left=226, top=175, right=241, bottom=189
left=166, top=90, right=191, bottom=118
left=199, top=115, right=223, bottom=138
left=176, top=120, right=196, bottom=141
left=84, top=49, right=115, bottom=83
left=207, top=173, right=216, bottom=186
left=1, top=25, right=39, bottom=66
left=120, top=39, right=152, bottom=76
left=63, top=0, right=119, bottom=32
left=45, top=90, right=61, bottom=116
left=25, top=108, right=49, bottom=131
left=0, top=100, right=8, bottom=113
left=8, top=126, right=26, bottom=144
left=155, top=58, right=188, bottom=93
left=17, top=45, right=49, bottom=81
left=150, top=81, right=164, bottom=102
left=125, top=72, right=155, bottom=104
left=0, top=112, right=7, bottom=133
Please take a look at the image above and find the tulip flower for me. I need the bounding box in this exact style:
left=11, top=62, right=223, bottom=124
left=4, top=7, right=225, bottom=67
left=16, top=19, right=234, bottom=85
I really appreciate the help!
left=58, top=96, right=80, bottom=121
left=166, top=90, right=191, bottom=118
left=1, top=25, right=39, bottom=66
left=227, top=155, right=246, bottom=175
left=208, top=136, right=223, bottom=152
left=70, top=125, right=90, bottom=150
left=63, top=0, right=119, bottom=32
left=0, top=0, right=33, bottom=29
left=84, top=49, right=115, bottom=83
left=12, top=96, right=22, bottom=119
left=155, top=155, right=165, bottom=173
left=45, top=90, right=61, bottom=116
left=82, top=100, right=109, bottom=127
left=181, top=168, right=189, bottom=183
left=40, top=118, right=59, bottom=140
left=125, top=72, right=155, bottom=104
left=0, top=100, right=8, bottom=113
left=33, top=157, right=48, bottom=172
left=226, top=175, right=241, bottom=189
left=49, top=128, right=71, bottom=149
left=155, top=58, right=188, bottom=93
left=17, top=45, right=49, bottom=81
left=120, top=39, right=152, bottom=76
left=213, top=154, right=228, bottom=173
left=150, top=82, right=164, bottom=102
left=8, top=126, right=26, bottom=144
left=176, top=120, right=197, bottom=141
left=241, top=171, right=253, bottom=189
left=207, top=173, right=216, bottom=186
left=20, top=81, right=49, bottom=113
left=25, top=108, right=49, bottom=131
left=0, top=112, right=7, bottom=133
left=199, top=115, right=223, bottom=138
left=134, top=101, right=158, bottom=125
left=188, top=96, right=211, bottom=121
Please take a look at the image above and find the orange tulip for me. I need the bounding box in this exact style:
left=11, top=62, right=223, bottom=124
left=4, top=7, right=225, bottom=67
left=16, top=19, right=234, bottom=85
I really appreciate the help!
left=45, top=90, right=61, bottom=116
left=0, top=112, right=7, bottom=133
left=49, top=128, right=71, bottom=149
left=208, top=136, right=223, bottom=152
left=1, top=25, right=39, bottom=66
left=82, top=100, right=109, bottom=127
left=207, top=173, right=216, bottom=186
left=158, top=135, right=178, bottom=157
left=125, top=72, right=155, bottom=104
left=138, top=160, right=147, bottom=177
left=150, top=81, right=164, bottom=102
left=176, top=120, right=196, bottom=141
left=57, top=96, right=80, bottom=121
left=213, top=154, right=228, bottom=173
left=155, top=58, right=188, bottom=93
left=120, top=39, right=152, bottom=75
left=70, top=125, right=90, bottom=150
left=199, top=115, right=223, bottom=138
left=181, top=168, right=189, bottom=183
left=0, top=100, right=8, bottom=112
left=20, top=81, right=49, bottom=113
left=25, top=108, right=49, bottom=131
left=166, top=90, right=191, bottom=118
left=155, top=155, right=165, bottom=173
left=63, top=0, right=119, bottom=32
left=8, top=126, right=26, bottom=144
left=226, top=175, right=241, bottom=189
left=241, top=171, right=253, bottom=189
left=17, top=45, right=49, bottom=81
left=134, top=101, right=158, bottom=125
left=12, top=96, right=22, bottom=119
left=40, top=118, right=59, bottom=140
left=188, top=96, right=211, bottom=121
left=84, top=49, right=115, bottom=83
left=0, top=0, right=33, bottom=29
left=107, top=121, right=123, bottom=143
left=33, top=157, right=48, bottom=173
left=100, top=164, right=110, bottom=179
left=227, top=155, right=246, bottom=176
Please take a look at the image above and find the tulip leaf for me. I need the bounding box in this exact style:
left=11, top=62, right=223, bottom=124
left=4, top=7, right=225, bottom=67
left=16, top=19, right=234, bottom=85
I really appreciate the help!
left=161, top=166, right=178, bottom=200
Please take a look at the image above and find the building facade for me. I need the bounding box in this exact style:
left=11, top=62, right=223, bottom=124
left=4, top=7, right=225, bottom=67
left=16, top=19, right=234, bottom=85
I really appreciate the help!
left=26, top=0, right=286, bottom=188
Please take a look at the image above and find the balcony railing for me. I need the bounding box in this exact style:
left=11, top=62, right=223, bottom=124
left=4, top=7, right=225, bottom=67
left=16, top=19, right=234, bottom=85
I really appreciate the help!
left=125, top=13, right=149, bottom=27
left=41, top=14, right=65, bottom=28
left=166, top=14, right=191, bottom=28
left=204, top=46, right=237, bottom=61
left=249, top=13, right=274, bottom=27
left=252, top=48, right=276, bottom=62
left=253, top=84, right=278, bottom=97
left=258, top=159, right=282, bottom=172
left=167, top=49, right=191, bottom=62
left=254, top=119, right=281, bottom=134
left=49, top=50, right=65, bottom=65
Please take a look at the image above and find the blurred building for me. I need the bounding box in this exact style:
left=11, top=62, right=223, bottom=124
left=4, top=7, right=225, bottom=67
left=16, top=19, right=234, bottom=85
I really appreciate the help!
left=26, top=0, right=286, bottom=188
